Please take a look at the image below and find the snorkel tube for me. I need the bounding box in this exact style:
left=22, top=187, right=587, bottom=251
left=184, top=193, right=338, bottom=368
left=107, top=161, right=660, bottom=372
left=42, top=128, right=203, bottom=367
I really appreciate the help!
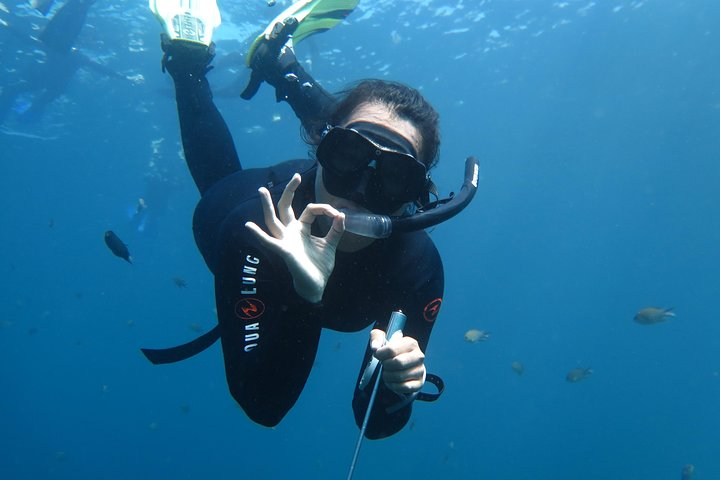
left=342, top=156, right=480, bottom=238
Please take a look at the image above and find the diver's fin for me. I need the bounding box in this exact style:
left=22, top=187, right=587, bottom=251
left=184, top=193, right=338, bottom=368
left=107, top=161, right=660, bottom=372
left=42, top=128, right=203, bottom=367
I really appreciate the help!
left=292, top=0, right=359, bottom=44
left=240, top=19, right=300, bottom=100
left=245, top=0, right=359, bottom=67
left=148, top=0, right=221, bottom=46
left=141, top=324, right=220, bottom=364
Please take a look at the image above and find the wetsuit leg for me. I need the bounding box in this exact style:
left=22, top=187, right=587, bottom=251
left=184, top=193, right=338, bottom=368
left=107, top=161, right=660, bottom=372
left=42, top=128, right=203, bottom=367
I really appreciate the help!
left=39, top=0, right=94, bottom=54
left=162, top=38, right=241, bottom=196
left=19, top=53, right=77, bottom=121
left=212, top=185, right=322, bottom=427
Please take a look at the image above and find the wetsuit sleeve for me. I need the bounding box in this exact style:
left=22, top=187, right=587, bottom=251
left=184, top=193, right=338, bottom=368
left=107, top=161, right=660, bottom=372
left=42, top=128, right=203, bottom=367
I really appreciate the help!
left=162, top=38, right=241, bottom=195
left=351, top=235, right=445, bottom=439
left=213, top=200, right=323, bottom=427
left=271, top=60, right=337, bottom=140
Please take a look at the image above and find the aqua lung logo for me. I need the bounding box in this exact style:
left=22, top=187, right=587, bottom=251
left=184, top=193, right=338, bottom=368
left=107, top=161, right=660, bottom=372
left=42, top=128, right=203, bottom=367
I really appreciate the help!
left=423, top=298, right=442, bottom=322
left=234, top=255, right=264, bottom=352
left=234, top=298, right=264, bottom=320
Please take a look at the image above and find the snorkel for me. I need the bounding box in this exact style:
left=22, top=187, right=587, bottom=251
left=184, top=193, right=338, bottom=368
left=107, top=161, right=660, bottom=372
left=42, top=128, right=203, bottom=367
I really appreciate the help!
left=341, top=156, right=480, bottom=238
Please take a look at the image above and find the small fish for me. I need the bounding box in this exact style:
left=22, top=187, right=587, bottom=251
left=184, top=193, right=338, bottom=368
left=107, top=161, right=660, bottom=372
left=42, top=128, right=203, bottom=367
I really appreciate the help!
left=566, top=367, right=593, bottom=383
left=464, top=329, right=490, bottom=343
left=511, top=361, right=524, bottom=375
left=172, top=276, right=187, bottom=288
left=104, top=231, right=132, bottom=263
left=634, top=307, right=675, bottom=325
left=681, top=464, right=695, bottom=480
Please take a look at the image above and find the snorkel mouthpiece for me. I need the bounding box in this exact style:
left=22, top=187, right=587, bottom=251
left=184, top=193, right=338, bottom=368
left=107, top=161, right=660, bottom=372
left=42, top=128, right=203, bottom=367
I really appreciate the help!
left=341, top=210, right=394, bottom=238
left=342, top=156, right=480, bottom=238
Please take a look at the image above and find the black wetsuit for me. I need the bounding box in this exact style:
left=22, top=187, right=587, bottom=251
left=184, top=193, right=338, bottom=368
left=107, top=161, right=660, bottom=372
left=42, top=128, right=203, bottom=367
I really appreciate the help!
left=160, top=43, right=444, bottom=439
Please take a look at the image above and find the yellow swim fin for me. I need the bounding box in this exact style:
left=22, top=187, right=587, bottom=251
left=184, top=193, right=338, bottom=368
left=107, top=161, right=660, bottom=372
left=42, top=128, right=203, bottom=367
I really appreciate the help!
left=246, top=0, right=359, bottom=67
left=149, top=0, right=221, bottom=46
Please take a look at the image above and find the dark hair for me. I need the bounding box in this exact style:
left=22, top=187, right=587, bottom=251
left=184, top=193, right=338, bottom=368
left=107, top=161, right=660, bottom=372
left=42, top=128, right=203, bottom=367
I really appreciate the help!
left=309, top=80, right=441, bottom=170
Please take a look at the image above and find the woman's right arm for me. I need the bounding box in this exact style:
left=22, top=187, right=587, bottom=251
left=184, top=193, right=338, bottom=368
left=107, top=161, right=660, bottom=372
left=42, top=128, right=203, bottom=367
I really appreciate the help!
left=242, top=22, right=337, bottom=140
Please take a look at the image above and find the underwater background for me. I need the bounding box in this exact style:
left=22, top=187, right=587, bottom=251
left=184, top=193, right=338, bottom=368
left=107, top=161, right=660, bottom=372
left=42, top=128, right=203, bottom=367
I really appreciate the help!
left=1, top=0, right=718, bottom=478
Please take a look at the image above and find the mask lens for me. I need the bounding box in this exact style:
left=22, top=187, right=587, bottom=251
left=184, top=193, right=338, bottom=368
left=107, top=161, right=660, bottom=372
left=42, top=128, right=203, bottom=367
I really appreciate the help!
left=317, top=126, right=427, bottom=212
left=317, top=127, right=374, bottom=175
left=377, top=152, right=426, bottom=203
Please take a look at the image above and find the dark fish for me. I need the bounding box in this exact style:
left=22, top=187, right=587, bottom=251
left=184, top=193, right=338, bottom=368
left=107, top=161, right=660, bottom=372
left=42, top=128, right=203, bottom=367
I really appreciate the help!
left=681, top=464, right=695, bottom=480
left=104, top=231, right=132, bottom=263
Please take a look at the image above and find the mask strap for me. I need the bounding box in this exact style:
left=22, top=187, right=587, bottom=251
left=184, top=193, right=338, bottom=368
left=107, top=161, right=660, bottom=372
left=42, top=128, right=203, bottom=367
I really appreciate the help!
left=416, top=177, right=437, bottom=208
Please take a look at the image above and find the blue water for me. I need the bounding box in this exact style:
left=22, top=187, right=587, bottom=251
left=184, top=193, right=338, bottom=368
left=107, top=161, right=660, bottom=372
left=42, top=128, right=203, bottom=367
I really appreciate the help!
left=1, top=1, right=718, bottom=478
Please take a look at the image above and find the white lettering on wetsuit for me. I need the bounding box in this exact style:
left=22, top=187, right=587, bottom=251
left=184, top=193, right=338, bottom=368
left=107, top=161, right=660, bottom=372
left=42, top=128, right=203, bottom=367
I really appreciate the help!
left=244, top=323, right=259, bottom=352
left=241, top=254, right=260, bottom=294
left=242, top=255, right=261, bottom=352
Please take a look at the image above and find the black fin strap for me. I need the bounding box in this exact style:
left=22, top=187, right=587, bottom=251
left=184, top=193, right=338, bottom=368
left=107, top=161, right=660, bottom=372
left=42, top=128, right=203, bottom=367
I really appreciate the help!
left=241, top=18, right=299, bottom=100
left=141, top=324, right=220, bottom=365
left=416, top=373, right=444, bottom=402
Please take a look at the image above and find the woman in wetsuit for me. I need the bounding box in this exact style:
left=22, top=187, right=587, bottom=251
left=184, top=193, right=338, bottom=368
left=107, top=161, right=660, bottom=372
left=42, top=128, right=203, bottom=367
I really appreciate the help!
left=151, top=21, right=444, bottom=439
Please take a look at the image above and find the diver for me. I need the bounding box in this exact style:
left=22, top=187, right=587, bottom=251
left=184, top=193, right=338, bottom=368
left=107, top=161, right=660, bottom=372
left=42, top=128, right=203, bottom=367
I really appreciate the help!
left=0, top=0, right=125, bottom=123
left=142, top=0, right=477, bottom=438
left=128, top=174, right=177, bottom=237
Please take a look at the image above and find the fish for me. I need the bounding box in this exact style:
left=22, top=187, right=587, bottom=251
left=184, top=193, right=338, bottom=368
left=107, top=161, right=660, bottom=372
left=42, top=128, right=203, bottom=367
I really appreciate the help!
left=104, top=231, right=132, bottom=263
left=464, top=329, right=490, bottom=343
left=566, top=367, right=593, bottom=383
left=511, top=361, right=524, bottom=375
left=634, top=307, right=675, bottom=325
left=172, top=276, right=187, bottom=288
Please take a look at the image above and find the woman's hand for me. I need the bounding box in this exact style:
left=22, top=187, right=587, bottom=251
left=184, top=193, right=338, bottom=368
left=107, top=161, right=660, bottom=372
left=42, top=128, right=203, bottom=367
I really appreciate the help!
left=371, top=329, right=427, bottom=395
left=245, top=173, right=345, bottom=303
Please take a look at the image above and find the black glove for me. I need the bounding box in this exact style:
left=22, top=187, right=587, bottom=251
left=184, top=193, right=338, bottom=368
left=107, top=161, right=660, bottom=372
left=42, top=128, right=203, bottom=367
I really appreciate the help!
left=241, top=18, right=300, bottom=100
left=160, top=34, right=216, bottom=80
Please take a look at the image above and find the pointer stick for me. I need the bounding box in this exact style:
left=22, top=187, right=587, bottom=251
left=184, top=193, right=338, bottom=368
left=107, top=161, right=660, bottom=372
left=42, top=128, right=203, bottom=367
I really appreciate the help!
left=347, top=310, right=407, bottom=480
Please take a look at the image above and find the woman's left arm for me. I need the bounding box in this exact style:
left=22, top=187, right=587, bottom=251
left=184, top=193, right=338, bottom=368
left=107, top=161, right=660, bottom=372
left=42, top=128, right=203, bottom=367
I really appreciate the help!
left=351, top=235, right=445, bottom=439
left=371, top=331, right=427, bottom=395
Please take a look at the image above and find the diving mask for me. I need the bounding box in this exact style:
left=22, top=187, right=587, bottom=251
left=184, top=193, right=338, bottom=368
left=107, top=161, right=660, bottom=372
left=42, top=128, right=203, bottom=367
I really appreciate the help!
left=316, top=122, right=428, bottom=214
